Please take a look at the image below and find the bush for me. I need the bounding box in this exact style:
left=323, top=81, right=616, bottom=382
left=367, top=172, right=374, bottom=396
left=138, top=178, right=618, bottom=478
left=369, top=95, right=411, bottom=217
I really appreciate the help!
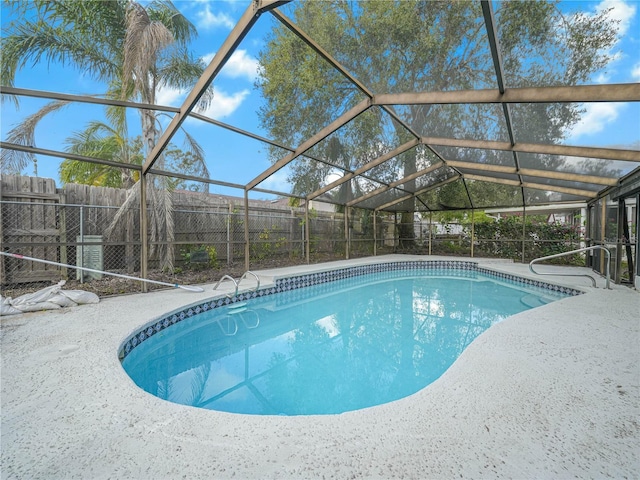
left=473, top=217, right=583, bottom=264
left=179, top=244, right=219, bottom=270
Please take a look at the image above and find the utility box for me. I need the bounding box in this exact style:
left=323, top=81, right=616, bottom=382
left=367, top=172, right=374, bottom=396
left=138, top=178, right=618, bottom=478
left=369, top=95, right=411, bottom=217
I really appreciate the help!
left=76, top=235, right=103, bottom=281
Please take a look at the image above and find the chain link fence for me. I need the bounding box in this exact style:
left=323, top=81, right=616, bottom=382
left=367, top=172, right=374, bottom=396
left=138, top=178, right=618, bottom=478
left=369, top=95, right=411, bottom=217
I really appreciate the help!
left=2, top=175, right=607, bottom=299
left=0, top=198, right=362, bottom=298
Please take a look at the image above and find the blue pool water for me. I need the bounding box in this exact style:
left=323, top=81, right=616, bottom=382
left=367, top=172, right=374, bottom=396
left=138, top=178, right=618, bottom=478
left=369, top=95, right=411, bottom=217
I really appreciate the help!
left=121, top=266, right=573, bottom=415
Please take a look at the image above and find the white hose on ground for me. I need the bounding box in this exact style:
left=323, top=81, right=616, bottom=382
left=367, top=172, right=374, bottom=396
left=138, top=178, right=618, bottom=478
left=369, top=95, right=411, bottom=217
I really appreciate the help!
left=0, top=251, right=204, bottom=293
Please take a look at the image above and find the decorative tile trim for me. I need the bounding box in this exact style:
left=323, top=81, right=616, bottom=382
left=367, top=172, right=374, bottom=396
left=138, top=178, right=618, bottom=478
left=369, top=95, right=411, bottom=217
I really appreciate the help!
left=118, top=260, right=582, bottom=360
left=476, top=266, right=583, bottom=296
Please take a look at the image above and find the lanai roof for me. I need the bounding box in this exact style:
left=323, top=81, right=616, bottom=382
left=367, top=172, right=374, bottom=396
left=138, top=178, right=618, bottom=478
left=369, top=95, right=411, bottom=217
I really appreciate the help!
left=2, top=0, right=639, bottom=212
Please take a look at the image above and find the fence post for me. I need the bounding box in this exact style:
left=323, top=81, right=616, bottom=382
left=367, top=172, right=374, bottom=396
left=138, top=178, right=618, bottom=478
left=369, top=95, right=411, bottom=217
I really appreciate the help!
left=244, top=190, right=250, bottom=272
left=521, top=207, right=526, bottom=264
left=344, top=206, right=350, bottom=259
left=140, top=176, right=148, bottom=293
left=616, top=198, right=625, bottom=284
left=373, top=210, right=377, bottom=256
left=600, top=200, right=607, bottom=274
left=289, top=207, right=295, bottom=260
left=125, top=209, right=134, bottom=274
left=471, top=210, right=475, bottom=258
left=79, top=205, right=84, bottom=284
left=429, top=211, right=432, bottom=255
left=227, top=201, right=232, bottom=265
left=394, top=212, right=397, bottom=252
left=305, top=202, right=310, bottom=264
left=59, top=204, right=68, bottom=279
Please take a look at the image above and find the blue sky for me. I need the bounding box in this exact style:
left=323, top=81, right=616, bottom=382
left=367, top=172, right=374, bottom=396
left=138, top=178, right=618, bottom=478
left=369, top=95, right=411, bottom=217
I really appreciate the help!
left=1, top=0, right=639, bottom=199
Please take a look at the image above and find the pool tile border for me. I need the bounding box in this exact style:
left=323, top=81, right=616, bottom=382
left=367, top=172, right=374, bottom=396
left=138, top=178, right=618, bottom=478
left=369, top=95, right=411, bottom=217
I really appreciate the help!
left=119, top=260, right=582, bottom=360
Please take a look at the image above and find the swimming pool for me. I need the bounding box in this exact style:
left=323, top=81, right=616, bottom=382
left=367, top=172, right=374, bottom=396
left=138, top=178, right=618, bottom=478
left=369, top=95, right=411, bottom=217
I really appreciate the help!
left=120, top=261, right=581, bottom=415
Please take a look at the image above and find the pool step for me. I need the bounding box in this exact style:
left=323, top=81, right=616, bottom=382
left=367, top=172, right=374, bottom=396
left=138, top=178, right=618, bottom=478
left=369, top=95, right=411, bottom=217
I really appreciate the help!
left=228, top=307, right=247, bottom=314
left=520, top=294, right=553, bottom=308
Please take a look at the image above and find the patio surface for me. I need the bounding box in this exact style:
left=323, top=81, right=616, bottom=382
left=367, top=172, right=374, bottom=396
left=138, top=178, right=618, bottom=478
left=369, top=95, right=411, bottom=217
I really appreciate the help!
left=1, top=255, right=639, bottom=479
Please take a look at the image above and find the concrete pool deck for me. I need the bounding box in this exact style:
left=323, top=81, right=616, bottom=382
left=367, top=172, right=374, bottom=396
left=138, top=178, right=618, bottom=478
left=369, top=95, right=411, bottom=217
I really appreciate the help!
left=1, top=255, right=639, bottom=479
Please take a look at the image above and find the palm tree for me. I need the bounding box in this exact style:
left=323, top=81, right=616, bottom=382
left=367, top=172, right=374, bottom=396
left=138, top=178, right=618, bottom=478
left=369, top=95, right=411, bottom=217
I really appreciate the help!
left=60, top=120, right=209, bottom=191
left=60, top=121, right=144, bottom=188
left=1, top=0, right=213, bottom=271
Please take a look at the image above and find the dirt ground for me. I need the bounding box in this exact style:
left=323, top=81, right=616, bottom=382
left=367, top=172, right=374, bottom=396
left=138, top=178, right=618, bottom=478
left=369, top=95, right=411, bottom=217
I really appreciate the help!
left=1, top=254, right=346, bottom=300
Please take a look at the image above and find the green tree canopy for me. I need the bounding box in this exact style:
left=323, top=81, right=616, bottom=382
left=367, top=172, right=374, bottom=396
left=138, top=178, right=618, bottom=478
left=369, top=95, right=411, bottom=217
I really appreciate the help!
left=256, top=0, right=618, bottom=244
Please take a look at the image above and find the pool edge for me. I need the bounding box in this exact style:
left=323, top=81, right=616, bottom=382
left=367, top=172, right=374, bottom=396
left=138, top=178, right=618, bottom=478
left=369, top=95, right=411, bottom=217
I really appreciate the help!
left=118, top=258, right=583, bottom=361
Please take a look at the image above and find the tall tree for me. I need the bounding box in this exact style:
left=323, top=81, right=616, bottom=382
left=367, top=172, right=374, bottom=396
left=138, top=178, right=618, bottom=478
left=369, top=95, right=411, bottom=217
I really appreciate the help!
left=256, top=0, right=617, bottom=246
left=1, top=0, right=213, bottom=270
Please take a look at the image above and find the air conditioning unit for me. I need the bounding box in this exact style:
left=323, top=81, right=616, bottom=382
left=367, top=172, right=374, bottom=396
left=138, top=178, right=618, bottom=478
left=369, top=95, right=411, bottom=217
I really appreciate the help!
left=76, top=235, right=103, bottom=281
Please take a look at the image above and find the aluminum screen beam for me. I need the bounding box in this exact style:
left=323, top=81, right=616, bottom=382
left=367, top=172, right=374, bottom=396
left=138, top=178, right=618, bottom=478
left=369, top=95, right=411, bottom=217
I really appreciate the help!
left=146, top=168, right=245, bottom=190
left=0, top=141, right=143, bottom=172
left=1, top=86, right=302, bottom=157
left=3, top=86, right=302, bottom=156
left=142, top=0, right=290, bottom=175
left=246, top=98, right=371, bottom=190
left=481, top=0, right=505, bottom=94
left=481, top=0, right=525, bottom=205
left=0, top=86, right=182, bottom=113
left=347, top=162, right=446, bottom=207
left=270, top=9, right=371, bottom=98
left=374, top=83, right=640, bottom=105
left=421, top=137, right=640, bottom=163
left=463, top=173, right=598, bottom=198
left=446, top=160, right=619, bottom=186
left=306, top=139, right=420, bottom=200
left=269, top=8, right=422, bottom=142
left=0, top=141, right=256, bottom=191
left=375, top=176, right=459, bottom=212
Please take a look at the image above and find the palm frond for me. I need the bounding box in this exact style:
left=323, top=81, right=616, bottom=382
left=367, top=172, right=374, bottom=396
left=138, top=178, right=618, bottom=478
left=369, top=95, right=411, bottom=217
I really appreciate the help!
left=104, top=180, right=141, bottom=240
left=147, top=0, right=198, bottom=46
left=189, top=363, right=211, bottom=407
left=104, top=80, right=130, bottom=139
left=147, top=181, right=160, bottom=260
left=0, top=100, right=70, bottom=173
left=161, top=186, right=175, bottom=271
left=123, top=2, right=173, bottom=102
left=181, top=131, right=206, bottom=173
left=181, top=129, right=210, bottom=192
left=64, top=121, right=121, bottom=159
left=157, top=47, right=214, bottom=112
left=59, top=159, right=120, bottom=187
left=1, top=20, right=119, bottom=89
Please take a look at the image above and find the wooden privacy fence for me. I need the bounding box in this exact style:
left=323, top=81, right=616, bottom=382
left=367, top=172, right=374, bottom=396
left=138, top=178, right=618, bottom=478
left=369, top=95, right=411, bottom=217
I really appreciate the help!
left=1, top=175, right=60, bottom=283
left=0, top=175, right=358, bottom=288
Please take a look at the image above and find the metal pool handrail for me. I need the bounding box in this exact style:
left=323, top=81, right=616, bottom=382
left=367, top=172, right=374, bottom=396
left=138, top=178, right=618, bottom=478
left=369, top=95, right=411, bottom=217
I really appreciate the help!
left=239, top=270, right=260, bottom=292
left=212, top=274, right=237, bottom=298
left=213, top=271, right=260, bottom=298
left=529, top=246, right=611, bottom=289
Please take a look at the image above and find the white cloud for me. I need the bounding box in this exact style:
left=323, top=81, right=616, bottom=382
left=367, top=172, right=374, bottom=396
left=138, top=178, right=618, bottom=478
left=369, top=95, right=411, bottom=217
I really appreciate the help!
left=201, top=50, right=259, bottom=82
left=323, top=169, right=345, bottom=188
left=257, top=167, right=291, bottom=193
left=155, top=83, right=249, bottom=122
left=196, top=5, right=235, bottom=30
left=155, top=85, right=185, bottom=107
left=595, top=0, right=636, bottom=37
left=632, top=63, right=640, bottom=81
left=198, top=88, right=250, bottom=120
left=223, top=50, right=260, bottom=81
left=567, top=102, right=622, bottom=139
